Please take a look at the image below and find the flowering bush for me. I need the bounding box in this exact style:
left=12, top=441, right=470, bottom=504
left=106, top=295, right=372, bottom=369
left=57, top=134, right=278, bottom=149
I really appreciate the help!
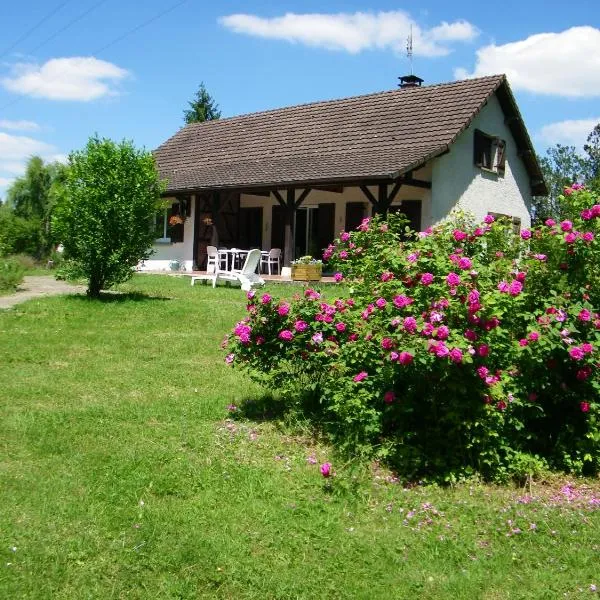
left=224, top=186, right=599, bottom=481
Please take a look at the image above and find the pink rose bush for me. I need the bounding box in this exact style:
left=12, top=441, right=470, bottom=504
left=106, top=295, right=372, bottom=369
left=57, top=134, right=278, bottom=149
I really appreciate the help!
left=224, top=188, right=599, bottom=481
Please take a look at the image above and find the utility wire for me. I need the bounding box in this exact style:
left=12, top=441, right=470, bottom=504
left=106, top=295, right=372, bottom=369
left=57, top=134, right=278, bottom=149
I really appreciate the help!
left=0, top=0, right=190, bottom=113
left=27, top=0, right=111, bottom=55
left=92, top=0, right=189, bottom=55
left=0, top=0, right=71, bottom=60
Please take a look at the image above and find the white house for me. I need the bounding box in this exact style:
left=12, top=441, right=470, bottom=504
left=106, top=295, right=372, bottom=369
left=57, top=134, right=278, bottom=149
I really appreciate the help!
left=147, top=74, right=546, bottom=272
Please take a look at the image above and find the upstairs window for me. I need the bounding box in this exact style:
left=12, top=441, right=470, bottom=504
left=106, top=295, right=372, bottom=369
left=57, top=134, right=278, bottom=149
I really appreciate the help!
left=474, top=130, right=506, bottom=173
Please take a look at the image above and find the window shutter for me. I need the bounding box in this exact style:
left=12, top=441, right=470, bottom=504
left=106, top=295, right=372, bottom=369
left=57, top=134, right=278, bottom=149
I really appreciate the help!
left=473, top=130, right=484, bottom=166
left=495, top=139, right=506, bottom=171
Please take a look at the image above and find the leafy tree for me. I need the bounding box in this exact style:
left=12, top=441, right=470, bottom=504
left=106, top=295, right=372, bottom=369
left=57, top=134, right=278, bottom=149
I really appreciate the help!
left=53, top=136, right=164, bottom=297
left=533, top=144, right=589, bottom=222
left=584, top=123, right=600, bottom=186
left=5, top=156, right=68, bottom=255
left=183, top=82, right=221, bottom=124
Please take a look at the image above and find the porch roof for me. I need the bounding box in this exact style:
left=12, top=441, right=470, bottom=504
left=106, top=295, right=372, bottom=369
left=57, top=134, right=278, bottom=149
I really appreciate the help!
left=155, top=75, right=547, bottom=196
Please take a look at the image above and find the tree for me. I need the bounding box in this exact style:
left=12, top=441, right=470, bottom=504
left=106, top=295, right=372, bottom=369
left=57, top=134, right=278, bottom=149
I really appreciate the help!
left=183, top=82, right=221, bottom=124
left=5, top=156, right=68, bottom=256
left=583, top=123, right=600, bottom=186
left=532, top=144, right=589, bottom=222
left=53, top=136, right=164, bottom=297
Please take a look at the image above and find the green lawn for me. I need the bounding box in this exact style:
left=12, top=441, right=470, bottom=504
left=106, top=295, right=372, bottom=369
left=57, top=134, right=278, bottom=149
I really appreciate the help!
left=0, top=275, right=598, bottom=599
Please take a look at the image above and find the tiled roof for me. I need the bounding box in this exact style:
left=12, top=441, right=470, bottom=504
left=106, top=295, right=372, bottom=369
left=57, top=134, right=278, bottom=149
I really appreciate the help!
left=155, top=75, right=545, bottom=194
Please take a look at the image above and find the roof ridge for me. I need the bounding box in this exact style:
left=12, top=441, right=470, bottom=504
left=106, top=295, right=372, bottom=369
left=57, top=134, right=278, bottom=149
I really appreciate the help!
left=180, top=74, right=506, bottom=130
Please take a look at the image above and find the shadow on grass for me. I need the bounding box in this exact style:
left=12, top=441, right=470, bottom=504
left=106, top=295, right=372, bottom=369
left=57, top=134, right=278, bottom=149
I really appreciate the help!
left=70, top=291, right=172, bottom=303
left=234, top=393, right=289, bottom=422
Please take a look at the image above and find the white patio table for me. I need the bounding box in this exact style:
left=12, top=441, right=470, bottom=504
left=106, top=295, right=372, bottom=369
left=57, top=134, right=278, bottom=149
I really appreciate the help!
left=218, top=248, right=250, bottom=272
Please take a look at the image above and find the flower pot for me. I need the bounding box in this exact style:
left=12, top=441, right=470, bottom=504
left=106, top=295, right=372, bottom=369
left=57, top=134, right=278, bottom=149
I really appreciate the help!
left=291, top=264, right=322, bottom=281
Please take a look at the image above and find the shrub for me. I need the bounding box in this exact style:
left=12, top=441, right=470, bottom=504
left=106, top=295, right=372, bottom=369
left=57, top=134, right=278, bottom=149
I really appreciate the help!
left=225, top=186, right=599, bottom=481
left=0, top=206, right=41, bottom=257
left=0, top=256, right=25, bottom=293
left=52, top=136, right=164, bottom=297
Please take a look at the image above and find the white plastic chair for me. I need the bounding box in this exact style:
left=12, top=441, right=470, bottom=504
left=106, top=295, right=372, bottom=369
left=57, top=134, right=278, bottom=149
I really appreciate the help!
left=206, top=246, right=219, bottom=273
left=260, top=248, right=281, bottom=275
left=212, top=249, right=265, bottom=291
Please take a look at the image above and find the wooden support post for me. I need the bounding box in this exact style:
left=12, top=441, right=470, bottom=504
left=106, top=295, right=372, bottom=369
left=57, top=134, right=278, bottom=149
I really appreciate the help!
left=374, top=183, right=391, bottom=217
left=283, top=188, right=296, bottom=267
left=210, top=190, right=221, bottom=247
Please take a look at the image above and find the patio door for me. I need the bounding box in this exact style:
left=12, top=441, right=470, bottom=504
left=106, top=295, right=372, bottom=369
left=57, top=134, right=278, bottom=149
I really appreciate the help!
left=294, top=203, right=335, bottom=259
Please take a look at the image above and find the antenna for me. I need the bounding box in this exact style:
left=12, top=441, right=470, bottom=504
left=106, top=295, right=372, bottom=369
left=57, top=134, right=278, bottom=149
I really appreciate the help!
left=406, top=25, right=413, bottom=75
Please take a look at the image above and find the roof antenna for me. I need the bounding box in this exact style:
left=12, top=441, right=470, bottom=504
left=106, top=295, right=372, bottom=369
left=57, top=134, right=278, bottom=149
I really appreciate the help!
left=407, top=25, right=413, bottom=75
left=398, top=25, right=424, bottom=88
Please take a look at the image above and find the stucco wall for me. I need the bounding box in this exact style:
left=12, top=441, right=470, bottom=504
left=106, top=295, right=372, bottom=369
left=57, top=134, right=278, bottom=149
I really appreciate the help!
left=430, top=94, right=532, bottom=228
left=137, top=196, right=195, bottom=272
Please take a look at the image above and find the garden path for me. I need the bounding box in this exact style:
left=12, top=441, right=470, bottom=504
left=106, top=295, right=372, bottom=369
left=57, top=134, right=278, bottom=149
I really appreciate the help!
left=0, top=276, right=84, bottom=309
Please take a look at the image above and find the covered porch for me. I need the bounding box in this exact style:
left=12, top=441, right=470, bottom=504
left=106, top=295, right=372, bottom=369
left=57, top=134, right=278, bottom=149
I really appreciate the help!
left=177, top=167, right=432, bottom=273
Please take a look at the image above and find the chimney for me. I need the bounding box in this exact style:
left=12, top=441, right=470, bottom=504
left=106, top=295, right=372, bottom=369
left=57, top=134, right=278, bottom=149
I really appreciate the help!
left=398, top=74, right=424, bottom=89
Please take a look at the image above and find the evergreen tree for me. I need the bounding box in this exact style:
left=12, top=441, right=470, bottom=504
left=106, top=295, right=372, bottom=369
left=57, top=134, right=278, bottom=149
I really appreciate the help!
left=183, top=82, right=221, bottom=124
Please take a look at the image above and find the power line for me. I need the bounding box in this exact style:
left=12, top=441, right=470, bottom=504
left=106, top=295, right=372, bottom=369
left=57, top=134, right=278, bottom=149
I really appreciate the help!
left=92, top=0, right=189, bottom=55
left=0, top=0, right=72, bottom=60
left=27, top=0, right=111, bottom=55
left=0, top=0, right=190, bottom=113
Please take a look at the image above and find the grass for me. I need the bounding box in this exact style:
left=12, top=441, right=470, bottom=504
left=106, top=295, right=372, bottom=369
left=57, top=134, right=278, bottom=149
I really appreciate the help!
left=0, top=274, right=598, bottom=599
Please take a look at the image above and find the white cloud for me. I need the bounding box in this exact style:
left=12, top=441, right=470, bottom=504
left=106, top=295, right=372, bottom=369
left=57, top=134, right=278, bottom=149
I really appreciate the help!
left=538, top=118, right=600, bottom=148
left=0, top=119, right=40, bottom=132
left=0, top=132, right=62, bottom=196
left=2, top=57, right=129, bottom=101
left=219, top=11, right=478, bottom=57
left=0, top=132, right=56, bottom=160
left=455, top=27, right=600, bottom=97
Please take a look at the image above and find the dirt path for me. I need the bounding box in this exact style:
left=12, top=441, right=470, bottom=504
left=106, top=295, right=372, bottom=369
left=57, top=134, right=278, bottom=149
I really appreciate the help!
left=0, top=276, right=85, bottom=310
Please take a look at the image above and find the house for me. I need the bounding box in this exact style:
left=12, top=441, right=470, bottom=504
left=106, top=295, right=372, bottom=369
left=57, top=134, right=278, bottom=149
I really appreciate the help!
left=147, top=74, right=547, bottom=273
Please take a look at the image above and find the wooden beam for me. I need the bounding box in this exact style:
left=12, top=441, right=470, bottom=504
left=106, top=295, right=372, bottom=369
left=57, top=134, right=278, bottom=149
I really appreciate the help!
left=272, top=189, right=286, bottom=209
left=374, top=183, right=391, bottom=216
left=388, top=180, right=403, bottom=204
left=283, top=188, right=296, bottom=267
left=312, top=184, right=344, bottom=194
left=359, top=185, right=378, bottom=207
left=401, top=177, right=431, bottom=190
left=295, top=188, right=311, bottom=209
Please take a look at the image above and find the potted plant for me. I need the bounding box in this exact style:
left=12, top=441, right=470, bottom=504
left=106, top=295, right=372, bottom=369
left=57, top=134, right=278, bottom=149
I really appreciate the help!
left=291, top=256, right=322, bottom=281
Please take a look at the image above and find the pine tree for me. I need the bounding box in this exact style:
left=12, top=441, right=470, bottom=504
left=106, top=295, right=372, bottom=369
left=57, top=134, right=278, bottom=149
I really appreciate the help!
left=183, top=82, right=221, bottom=124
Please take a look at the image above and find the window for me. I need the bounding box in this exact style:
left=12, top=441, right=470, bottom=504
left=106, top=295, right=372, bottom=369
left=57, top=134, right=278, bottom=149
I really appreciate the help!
left=488, top=212, right=521, bottom=235
left=474, top=130, right=506, bottom=173
left=155, top=201, right=185, bottom=244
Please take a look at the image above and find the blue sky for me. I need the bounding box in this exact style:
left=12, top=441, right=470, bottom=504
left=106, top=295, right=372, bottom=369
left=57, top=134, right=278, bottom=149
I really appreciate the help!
left=1, top=0, right=599, bottom=197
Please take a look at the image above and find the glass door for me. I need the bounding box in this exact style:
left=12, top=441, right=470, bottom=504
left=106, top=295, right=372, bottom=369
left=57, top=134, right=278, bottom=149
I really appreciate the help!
left=294, top=207, right=319, bottom=258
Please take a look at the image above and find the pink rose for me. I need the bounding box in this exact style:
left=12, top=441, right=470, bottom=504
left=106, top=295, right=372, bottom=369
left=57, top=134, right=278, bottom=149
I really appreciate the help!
left=560, top=220, right=573, bottom=232
left=340, top=232, right=350, bottom=242
left=458, top=257, right=472, bottom=270
left=261, top=294, right=272, bottom=304
left=320, top=462, right=332, bottom=477
left=353, top=371, right=368, bottom=382
left=384, top=390, right=395, bottom=404
left=398, top=351, right=414, bottom=365
left=484, top=215, right=495, bottom=224
left=381, top=337, right=394, bottom=350
left=564, top=232, right=577, bottom=244
left=568, top=346, right=584, bottom=360
left=380, top=272, right=394, bottom=282
left=521, top=229, right=532, bottom=240
left=278, top=330, right=294, bottom=341
left=334, top=272, right=344, bottom=282
left=294, top=320, right=308, bottom=332
left=580, top=402, right=590, bottom=413
left=335, top=322, right=346, bottom=333
left=375, top=298, right=387, bottom=309
left=403, top=316, right=418, bottom=333
left=420, top=273, right=434, bottom=286
left=583, top=232, right=594, bottom=242
left=446, top=272, right=461, bottom=287
left=449, top=347, right=463, bottom=363
left=545, top=219, right=556, bottom=227
left=478, top=344, right=489, bottom=357
left=277, top=303, right=290, bottom=316
left=509, top=280, right=523, bottom=296
left=453, top=229, right=467, bottom=241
